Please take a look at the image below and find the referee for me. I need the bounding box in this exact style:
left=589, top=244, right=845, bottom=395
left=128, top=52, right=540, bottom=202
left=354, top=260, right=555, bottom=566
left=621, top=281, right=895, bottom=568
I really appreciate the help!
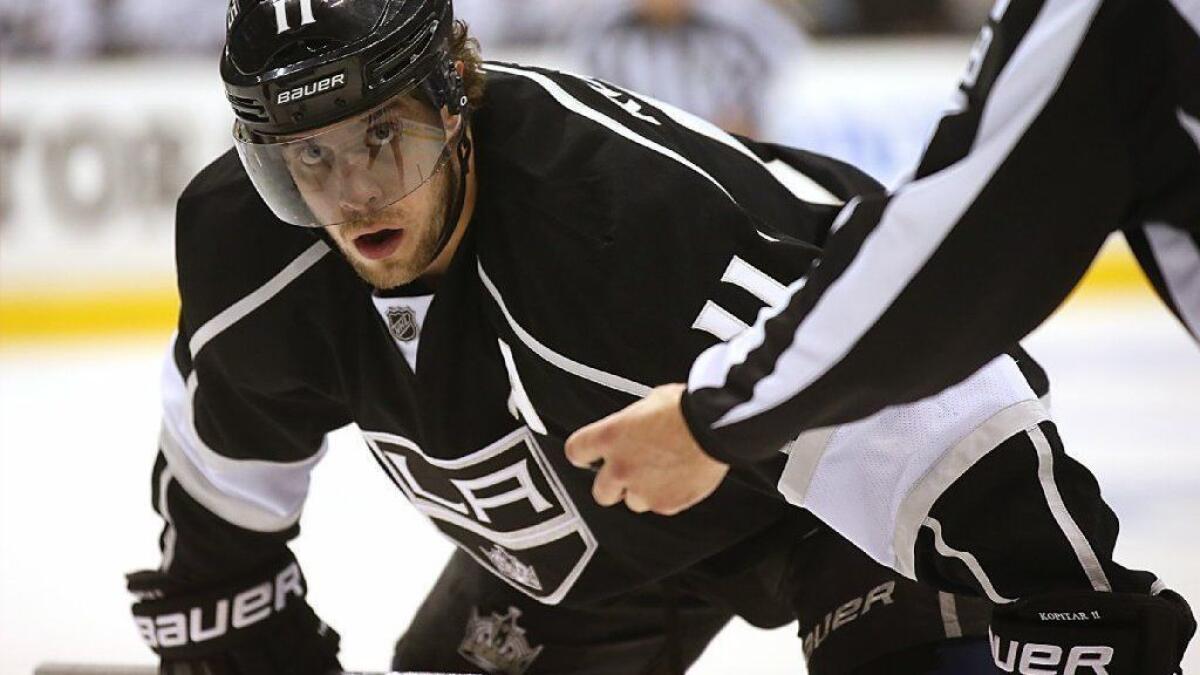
left=567, top=0, right=1198, bottom=671
left=573, top=0, right=806, bottom=136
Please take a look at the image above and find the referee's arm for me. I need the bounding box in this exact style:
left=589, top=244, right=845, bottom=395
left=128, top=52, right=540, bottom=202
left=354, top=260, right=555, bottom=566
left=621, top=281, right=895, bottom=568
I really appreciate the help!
left=684, top=0, right=1200, bottom=464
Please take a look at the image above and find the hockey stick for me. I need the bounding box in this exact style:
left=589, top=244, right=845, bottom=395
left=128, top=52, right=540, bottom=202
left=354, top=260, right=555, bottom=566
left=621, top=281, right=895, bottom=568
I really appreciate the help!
left=34, top=666, right=475, bottom=675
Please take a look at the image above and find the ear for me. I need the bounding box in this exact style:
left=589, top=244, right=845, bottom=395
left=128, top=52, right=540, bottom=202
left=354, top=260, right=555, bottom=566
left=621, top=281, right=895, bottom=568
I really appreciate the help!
left=455, top=60, right=466, bottom=77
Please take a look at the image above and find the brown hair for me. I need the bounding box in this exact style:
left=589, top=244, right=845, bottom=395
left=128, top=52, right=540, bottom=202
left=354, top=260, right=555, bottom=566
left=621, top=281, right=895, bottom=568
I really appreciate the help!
left=449, top=20, right=487, bottom=108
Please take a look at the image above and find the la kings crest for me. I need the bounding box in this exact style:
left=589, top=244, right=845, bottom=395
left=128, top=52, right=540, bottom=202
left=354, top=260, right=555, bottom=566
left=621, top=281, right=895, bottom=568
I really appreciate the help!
left=458, top=606, right=544, bottom=675
left=363, top=426, right=597, bottom=604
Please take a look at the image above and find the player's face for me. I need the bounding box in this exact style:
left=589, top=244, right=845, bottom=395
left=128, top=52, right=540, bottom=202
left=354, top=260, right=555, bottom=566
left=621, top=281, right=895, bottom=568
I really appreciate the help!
left=320, top=161, right=453, bottom=290
left=282, top=96, right=459, bottom=289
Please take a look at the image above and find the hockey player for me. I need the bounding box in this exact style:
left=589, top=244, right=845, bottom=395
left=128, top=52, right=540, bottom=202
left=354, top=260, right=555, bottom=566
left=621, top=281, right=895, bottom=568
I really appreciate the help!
left=566, top=1, right=1198, bottom=671
left=127, top=1, right=1189, bottom=673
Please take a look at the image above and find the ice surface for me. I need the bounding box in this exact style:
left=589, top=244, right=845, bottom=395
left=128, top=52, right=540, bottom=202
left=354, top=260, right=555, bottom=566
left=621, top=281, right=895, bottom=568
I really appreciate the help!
left=1, top=297, right=1197, bottom=674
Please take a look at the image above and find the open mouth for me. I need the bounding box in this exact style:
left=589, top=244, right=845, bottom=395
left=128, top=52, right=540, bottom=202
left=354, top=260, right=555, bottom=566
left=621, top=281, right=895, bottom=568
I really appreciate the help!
left=353, top=228, right=405, bottom=260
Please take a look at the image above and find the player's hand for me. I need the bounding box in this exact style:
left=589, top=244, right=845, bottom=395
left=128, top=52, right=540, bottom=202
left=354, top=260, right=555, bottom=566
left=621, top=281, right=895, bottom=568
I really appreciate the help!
left=565, top=383, right=728, bottom=516
left=989, top=589, right=1195, bottom=675
left=127, top=553, right=341, bottom=675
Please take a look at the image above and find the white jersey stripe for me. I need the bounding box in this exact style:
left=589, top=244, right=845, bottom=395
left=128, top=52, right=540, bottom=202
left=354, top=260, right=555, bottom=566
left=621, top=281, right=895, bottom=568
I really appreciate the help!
left=1029, top=424, right=1113, bottom=592
left=722, top=256, right=791, bottom=308
left=157, top=468, right=178, bottom=572
left=188, top=240, right=330, bottom=357
left=775, top=356, right=1044, bottom=575
left=159, top=243, right=338, bottom=533
left=160, top=241, right=332, bottom=531
left=1139, top=109, right=1200, bottom=339
left=892, top=397, right=1048, bottom=579
left=160, top=352, right=328, bottom=531
left=689, top=273, right=807, bottom=393
left=698, top=0, right=1103, bottom=429
left=160, top=241, right=333, bottom=534
left=938, top=592, right=964, bottom=638
left=991, top=0, right=1015, bottom=21
left=763, top=160, right=844, bottom=206
left=692, top=301, right=749, bottom=342
left=487, top=63, right=841, bottom=208
left=159, top=422, right=320, bottom=533
left=1170, top=0, right=1200, bottom=35
left=617, top=85, right=842, bottom=205
left=478, top=260, right=654, bottom=398
left=1152, top=577, right=1169, bottom=596
left=498, top=338, right=550, bottom=435
left=1179, top=107, right=1200, bottom=155
left=482, top=63, right=736, bottom=203
left=1144, top=221, right=1200, bottom=340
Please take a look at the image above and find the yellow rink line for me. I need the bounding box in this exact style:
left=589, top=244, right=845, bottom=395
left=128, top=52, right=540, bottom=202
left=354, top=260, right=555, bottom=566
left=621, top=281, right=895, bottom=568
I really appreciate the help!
left=0, top=286, right=180, bottom=344
left=1072, top=242, right=1153, bottom=297
left=0, top=247, right=1154, bottom=344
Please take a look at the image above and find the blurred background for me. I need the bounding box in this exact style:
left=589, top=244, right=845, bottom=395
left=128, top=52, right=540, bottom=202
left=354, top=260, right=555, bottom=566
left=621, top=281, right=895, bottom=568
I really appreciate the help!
left=1, top=1, right=1196, bottom=673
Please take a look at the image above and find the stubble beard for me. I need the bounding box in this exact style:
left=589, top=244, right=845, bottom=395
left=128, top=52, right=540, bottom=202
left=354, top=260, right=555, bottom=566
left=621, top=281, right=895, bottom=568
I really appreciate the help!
left=338, top=168, right=452, bottom=291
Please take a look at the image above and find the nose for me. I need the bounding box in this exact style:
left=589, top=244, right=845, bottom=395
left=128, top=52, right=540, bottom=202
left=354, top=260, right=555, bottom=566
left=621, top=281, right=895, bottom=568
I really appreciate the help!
left=336, top=154, right=385, bottom=216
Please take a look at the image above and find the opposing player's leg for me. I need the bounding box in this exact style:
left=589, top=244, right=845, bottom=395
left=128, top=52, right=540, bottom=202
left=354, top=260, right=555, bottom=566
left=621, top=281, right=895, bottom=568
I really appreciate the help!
left=392, top=550, right=731, bottom=675
left=785, top=525, right=995, bottom=675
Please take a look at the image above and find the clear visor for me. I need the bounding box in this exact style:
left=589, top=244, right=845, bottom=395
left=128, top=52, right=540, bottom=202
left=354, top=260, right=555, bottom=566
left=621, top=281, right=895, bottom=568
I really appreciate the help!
left=234, top=92, right=461, bottom=228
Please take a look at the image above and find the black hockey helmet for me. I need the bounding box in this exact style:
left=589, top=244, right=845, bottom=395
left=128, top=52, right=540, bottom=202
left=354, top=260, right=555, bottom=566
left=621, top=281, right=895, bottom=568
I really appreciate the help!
left=222, top=0, right=472, bottom=230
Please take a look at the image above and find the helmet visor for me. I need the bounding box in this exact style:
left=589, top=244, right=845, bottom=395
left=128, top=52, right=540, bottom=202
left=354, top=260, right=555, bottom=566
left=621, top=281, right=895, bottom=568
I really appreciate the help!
left=234, top=91, right=460, bottom=228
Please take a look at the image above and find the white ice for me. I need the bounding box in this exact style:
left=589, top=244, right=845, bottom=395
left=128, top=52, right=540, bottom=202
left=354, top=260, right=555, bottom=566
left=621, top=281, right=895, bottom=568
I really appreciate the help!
left=1, top=296, right=1197, bottom=674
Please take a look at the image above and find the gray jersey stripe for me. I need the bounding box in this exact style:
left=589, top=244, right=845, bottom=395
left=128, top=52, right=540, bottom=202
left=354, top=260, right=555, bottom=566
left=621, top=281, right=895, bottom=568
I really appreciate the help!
left=1029, top=423, right=1113, bottom=592
left=478, top=260, right=653, bottom=398
left=188, top=240, right=330, bottom=358
left=481, top=63, right=737, bottom=203
left=1144, top=220, right=1200, bottom=340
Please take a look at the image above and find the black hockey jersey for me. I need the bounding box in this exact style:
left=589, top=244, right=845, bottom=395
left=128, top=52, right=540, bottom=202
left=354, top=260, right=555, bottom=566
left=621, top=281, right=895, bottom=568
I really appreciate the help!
left=151, top=64, right=1064, bottom=610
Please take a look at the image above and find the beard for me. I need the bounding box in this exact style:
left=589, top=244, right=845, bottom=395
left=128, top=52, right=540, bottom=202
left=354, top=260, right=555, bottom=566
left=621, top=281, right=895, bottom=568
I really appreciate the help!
left=335, top=162, right=455, bottom=291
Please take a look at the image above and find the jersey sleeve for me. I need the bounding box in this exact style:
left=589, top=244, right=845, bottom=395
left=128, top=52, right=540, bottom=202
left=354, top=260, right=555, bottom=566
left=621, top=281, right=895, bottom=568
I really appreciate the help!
left=775, top=353, right=1160, bottom=602
left=150, top=155, right=351, bottom=585
left=681, top=0, right=1200, bottom=463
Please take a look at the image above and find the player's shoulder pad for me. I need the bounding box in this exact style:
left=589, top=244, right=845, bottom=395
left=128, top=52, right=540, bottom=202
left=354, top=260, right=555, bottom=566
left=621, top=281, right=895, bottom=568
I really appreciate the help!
left=474, top=62, right=750, bottom=242
left=742, top=141, right=885, bottom=200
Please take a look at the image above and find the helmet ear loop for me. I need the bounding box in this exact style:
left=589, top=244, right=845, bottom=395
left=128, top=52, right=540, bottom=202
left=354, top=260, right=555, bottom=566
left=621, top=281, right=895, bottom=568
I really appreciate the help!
left=423, top=55, right=471, bottom=260
left=444, top=57, right=468, bottom=116
left=429, top=102, right=472, bottom=261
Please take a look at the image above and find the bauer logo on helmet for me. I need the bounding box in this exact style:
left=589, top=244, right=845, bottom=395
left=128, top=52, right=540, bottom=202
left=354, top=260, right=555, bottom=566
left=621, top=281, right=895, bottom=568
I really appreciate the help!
left=276, top=72, right=347, bottom=105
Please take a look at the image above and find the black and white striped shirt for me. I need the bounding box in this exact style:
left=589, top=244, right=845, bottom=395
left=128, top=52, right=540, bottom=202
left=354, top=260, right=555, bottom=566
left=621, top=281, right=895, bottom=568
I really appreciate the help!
left=574, top=0, right=806, bottom=132
left=683, top=0, right=1200, bottom=463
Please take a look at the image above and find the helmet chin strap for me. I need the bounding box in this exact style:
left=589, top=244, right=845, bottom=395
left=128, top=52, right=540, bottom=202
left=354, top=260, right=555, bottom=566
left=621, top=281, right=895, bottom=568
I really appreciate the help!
left=429, top=107, right=473, bottom=262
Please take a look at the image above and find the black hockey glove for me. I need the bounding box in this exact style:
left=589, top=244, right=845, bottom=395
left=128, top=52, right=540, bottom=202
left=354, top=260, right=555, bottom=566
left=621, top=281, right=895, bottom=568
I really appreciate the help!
left=127, top=553, right=341, bottom=675
left=989, top=590, right=1195, bottom=674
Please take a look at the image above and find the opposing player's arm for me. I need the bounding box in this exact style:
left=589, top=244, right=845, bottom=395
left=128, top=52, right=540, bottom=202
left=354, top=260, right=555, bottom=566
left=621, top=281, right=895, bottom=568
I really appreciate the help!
left=774, top=353, right=1123, bottom=597
left=681, top=0, right=1198, bottom=463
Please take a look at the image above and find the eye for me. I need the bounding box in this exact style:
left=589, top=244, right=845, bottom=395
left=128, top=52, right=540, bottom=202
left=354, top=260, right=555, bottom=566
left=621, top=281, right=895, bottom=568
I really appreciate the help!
left=299, top=143, right=330, bottom=166
left=366, top=121, right=398, bottom=146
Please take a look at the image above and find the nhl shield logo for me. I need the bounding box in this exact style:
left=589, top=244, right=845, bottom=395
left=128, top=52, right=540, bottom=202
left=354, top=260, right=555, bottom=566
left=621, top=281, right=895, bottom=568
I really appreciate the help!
left=386, top=306, right=419, bottom=343
left=459, top=606, right=543, bottom=675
